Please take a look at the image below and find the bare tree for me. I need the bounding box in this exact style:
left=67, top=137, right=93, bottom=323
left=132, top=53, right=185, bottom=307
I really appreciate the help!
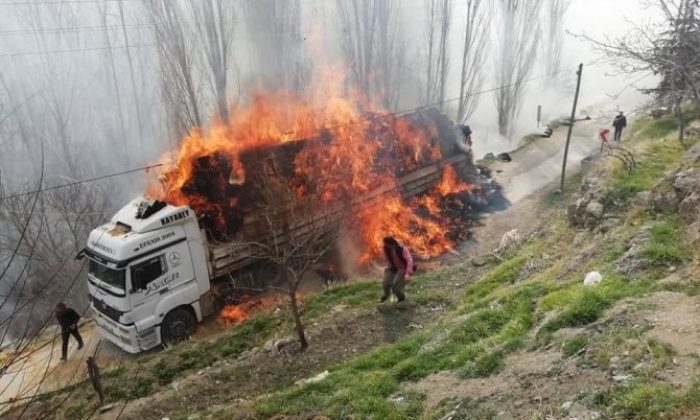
left=97, top=2, right=129, bottom=160
left=0, top=184, right=109, bottom=339
left=337, top=0, right=405, bottom=109
left=190, top=0, right=235, bottom=122
left=577, top=0, right=700, bottom=142
left=457, top=0, right=490, bottom=122
left=242, top=0, right=308, bottom=92
left=544, top=0, right=572, bottom=78
left=423, top=0, right=453, bottom=110
left=247, top=178, right=349, bottom=350
left=494, top=0, right=543, bottom=137
left=117, top=0, right=146, bottom=148
left=145, top=0, right=203, bottom=138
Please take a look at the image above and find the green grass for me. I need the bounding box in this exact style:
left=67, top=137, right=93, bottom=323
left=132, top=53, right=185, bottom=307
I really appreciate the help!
left=303, top=281, right=379, bottom=319
left=639, top=217, right=691, bottom=269
left=255, top=273, right=537, bottom=418
left=562, top=334, right=589, bottom=356
left=611, top=139, right=685, bottom=200
left=459, top=350, right=505, bottom=378
left=637, top=115, right=680, bottom=139
left=613, top=383, right=675, bottom=419
left=460, top=255, right=528, bottom=306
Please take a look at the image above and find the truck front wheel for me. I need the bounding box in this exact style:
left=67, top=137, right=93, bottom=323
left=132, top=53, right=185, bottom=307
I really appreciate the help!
left=161, top=308, right=195, bottom=345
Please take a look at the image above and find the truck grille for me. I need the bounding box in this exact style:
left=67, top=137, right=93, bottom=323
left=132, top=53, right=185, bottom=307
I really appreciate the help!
left=89, top=295, right=124, bottom=324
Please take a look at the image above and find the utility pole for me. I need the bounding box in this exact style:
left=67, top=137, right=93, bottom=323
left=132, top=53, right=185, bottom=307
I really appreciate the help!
left=560, top=63, right=584, bottom=191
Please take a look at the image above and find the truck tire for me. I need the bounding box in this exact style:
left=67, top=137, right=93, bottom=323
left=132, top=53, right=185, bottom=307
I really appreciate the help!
left=161, top=308, right=195, bottom=345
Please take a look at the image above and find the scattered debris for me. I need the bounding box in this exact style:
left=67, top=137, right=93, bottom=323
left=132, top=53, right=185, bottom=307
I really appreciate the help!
left=296, top=370, right=330, bottom=386
left=583, top=271, right=603, bottom=286
left=99, top=403, right=118, bottom=413
left=496, top=152, right=512, bottom=162
left=612, top=374, right=631, bottom=383
left=496, top=229, right=521, bottom=253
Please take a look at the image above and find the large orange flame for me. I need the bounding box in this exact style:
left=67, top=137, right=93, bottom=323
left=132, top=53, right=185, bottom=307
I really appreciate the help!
left=148, top=65, right=476, bottom=265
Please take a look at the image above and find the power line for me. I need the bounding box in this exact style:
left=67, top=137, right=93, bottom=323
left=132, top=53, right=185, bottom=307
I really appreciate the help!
left=0, top=22, right=155, bottom=36
left=0, top=43, right=160, bottom=58
left=1, top=163, right=162, bottom=200
left=1, top=67, right=572, bottom=199
left=0, top=0, right=141, bottom=5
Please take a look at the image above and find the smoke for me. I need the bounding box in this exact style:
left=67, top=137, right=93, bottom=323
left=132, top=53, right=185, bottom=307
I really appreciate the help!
left=0, top=0, right=662, bottom=339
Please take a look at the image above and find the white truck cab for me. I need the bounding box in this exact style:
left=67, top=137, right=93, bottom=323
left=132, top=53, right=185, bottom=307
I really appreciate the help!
left=81, top=198, right=212, bottom=353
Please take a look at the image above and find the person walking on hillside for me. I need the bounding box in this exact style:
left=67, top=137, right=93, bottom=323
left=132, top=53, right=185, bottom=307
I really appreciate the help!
left=613, top=111, right=627, bottom=141
left=380, top=236, right=414, bottom=303
left=56, top=302, right=83, bottom=361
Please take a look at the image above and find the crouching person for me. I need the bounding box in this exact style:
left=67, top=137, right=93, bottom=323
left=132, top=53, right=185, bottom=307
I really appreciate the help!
left=380, top=236, right=414, bottom=303
left=56, top=302, right=83, bottom=361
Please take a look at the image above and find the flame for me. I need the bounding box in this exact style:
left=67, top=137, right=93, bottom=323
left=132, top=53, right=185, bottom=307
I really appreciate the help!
left=148, top=63, right=477, bottom=265
left=436, top=165, right=472, bottom=196
left=219, top=296, right=277, bottom=327
left=357, top=165, right=470, bottom=263
left=220, top=304, right=248, bottom=326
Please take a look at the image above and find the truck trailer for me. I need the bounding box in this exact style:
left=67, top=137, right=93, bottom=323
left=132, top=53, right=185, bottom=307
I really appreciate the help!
left=79, top=109, right=480, bottom=353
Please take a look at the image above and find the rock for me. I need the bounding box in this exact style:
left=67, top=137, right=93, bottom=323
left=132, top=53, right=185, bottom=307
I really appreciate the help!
left=573, top=232, right=586, bottom=246
left=685, top=126, right=700, bottom=137
left=585, top=201, right=604, bottom=218
left=682, top=143, right=700, bottom=165
left=496, top=229, right=521, bottom=253
left=99, top=403, right=118, bottom=413
left=610, top=356, right=621, bottom=364
left=615, top=225, right=654, bottom=275
left=331, top=304, right=347, bottom=313
left=296, top=370, right=330, bottom=386
left=673, top=168, right=700, bottom=197
left=561, top=401, right=574, bottom=411
left=686, top=221, right=700, bottom=244
left=613, top=374, right=631, bottom=382
left=633, top=362, right=646, bottom=371
left=420, top=330, right=448, bottom=354
left=263, top=336, right=300, bottom=355
left=599, top=217, right=621, bottom=233
left=388, top=392, right=408, bottom=404
left=565, top=403, right=601, bottom=419
left=496, top=152, right=512, bottom=162
left=634, top=191, right=652, bottom=206
left=679, top=192, right=700, bottom=225
left=652, top=190, right=679, bottom=213
left=584, top=271, right=603, bottom=286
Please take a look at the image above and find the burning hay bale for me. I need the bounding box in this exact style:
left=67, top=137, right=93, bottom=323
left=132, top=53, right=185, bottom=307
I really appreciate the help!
left=150, top=104, right=505, bottom=266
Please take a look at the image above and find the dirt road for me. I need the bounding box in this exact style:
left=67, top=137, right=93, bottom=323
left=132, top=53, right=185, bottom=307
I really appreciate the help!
left=465, top=119, right=601, bottom=256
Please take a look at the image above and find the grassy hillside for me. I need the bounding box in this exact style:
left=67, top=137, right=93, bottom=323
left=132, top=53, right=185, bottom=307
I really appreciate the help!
left=7, top=113, right=700, bottom=419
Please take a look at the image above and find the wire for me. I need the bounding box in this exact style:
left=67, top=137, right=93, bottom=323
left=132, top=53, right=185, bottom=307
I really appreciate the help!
left=1, top=163, right=163, bottom=200
left=0, top=43, right=160, bottom=58
left=0, top=0, right=141, bottom=5
left=0, top=22, right=155, bottom=36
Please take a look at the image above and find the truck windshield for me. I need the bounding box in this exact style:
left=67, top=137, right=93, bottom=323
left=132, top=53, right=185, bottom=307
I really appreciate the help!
left=88, top=259, right=125, bottom=292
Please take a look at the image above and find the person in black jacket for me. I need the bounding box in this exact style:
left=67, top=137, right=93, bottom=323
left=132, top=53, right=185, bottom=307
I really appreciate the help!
left=55, top=302, right=83, bottom=361
left=613, top=111, right=627, bottom=141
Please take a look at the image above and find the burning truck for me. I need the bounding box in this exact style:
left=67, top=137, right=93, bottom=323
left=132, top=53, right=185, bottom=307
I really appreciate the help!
left=79, top=104, right=504, bottom=353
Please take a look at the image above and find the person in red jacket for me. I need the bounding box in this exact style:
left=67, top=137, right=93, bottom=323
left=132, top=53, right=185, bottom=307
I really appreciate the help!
left=55, top=302, right=83, bottom=361
left=380, top=236, right=414, bottom=303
